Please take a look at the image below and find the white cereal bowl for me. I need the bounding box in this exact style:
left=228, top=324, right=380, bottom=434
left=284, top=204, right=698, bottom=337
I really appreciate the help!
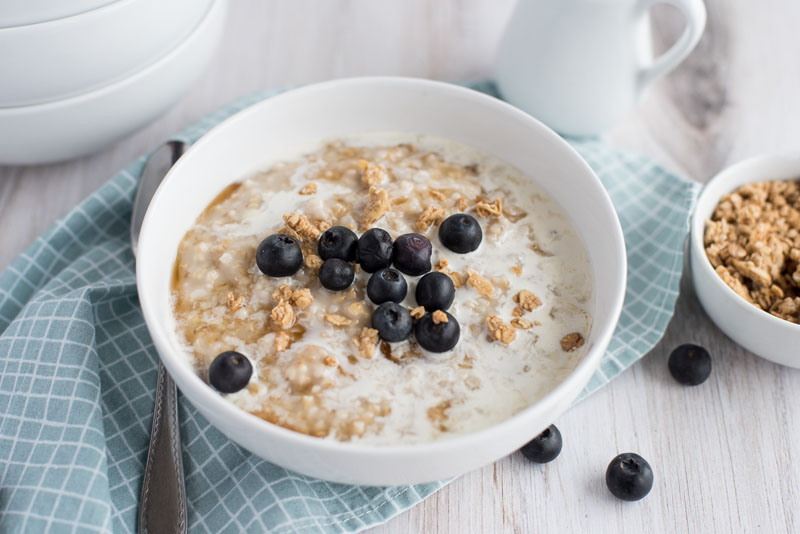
left=690, top=153, right=800, bottom=368
left=136, top=77, right=627, bottom=485
left=0, top=0, right=226, bottom=165
left=0, top=0, right=213, bottom=107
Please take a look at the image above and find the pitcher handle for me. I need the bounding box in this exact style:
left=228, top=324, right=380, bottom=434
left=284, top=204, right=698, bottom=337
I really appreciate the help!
left=637, top=0, right=707, bottom=90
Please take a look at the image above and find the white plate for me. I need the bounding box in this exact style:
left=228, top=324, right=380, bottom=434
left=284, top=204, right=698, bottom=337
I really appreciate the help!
left=0, top=0, right=227, bottom=165
left=136, top=77, right=628, bottom=485
left=0, top=0, right=213, bottom=107
left=690, top=153, right=800, bottom=368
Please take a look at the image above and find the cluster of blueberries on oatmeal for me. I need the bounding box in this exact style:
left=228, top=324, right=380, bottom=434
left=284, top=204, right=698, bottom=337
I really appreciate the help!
left=209, top=214, right=485, bottom=393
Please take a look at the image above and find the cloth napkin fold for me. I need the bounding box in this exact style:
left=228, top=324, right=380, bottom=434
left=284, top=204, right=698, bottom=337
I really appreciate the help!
left=0, top=81, right=700, bottom=534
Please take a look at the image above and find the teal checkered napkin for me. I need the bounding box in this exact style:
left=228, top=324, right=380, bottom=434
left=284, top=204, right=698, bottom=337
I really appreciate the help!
left=0, top=82, right=700, bottom=533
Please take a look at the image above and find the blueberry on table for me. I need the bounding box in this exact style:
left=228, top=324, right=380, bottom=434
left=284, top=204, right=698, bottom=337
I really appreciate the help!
left=319, top=258, right=355, bottom=291
left=668, top=344, right=712, bottom=386
left=372, top=302, right=413, bottom=342
left=438, top=213, right=482, bottom=254
left=209, top=351, right=252, bottom=393
left=415, top=271, right=455, bottom=311
left=367, top=268, right=408, bottom=304
left=318, top=226, right=358, bottom=262
left=256, top=234, right=303, bottom=277
left=606, top=453, right=654, bottom=502
left=358, top=228, right=394, bottom=272
left=519, top=424, right=562, bottom=464
left=415, top=311, right=460, bottom=352
left=392, top=233, right=432, bottom=276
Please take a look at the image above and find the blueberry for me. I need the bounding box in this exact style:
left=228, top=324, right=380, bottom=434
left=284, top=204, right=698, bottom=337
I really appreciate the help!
left=208, top=351, right=252, bottom=393
left=392, top=233, right=432, bottom=276
left=415, top=311, right=460, bottom=352
left=318, top=226, right=358, bottom=262
left=256, top=234, right=303, bottom=277
left=358, top=228, right=394, bottom=272
left=367, top=268, right=408, bottom=304
left=668, top=344, right=712, bottom=386
left=371, top=302, right=413, bottom=342
left=519, top=424, right=562, bottom=463
left=606, top=453, right=654, bottom=501
left=438, top=213, right=482, bottom=254
left=319, top=258, right=354, bottom=291
left=415, top=272, right=455, bottom=311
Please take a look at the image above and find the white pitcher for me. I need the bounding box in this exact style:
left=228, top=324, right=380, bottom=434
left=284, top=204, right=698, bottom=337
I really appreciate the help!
left=495, top=0, right=706, bottom=136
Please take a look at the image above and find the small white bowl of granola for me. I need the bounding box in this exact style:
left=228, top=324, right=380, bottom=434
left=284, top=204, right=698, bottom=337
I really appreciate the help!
left=691, top=152, right=800, bottom=368
left=137, top=77, right=627, bottom=485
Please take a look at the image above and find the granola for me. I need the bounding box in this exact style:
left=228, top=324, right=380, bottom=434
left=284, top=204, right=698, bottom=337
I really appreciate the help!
left=465, top=270, right=493, bottom=297
left=352, top=327, right=379, bottom=359
left=704, top=180, right=800, bottom=323
left=560, top=332, right=584, bottom=352
left=226, top=292, right=243, bottom=312
left=361, top=186, right=390, bottom=230
left=358, top=159, right=386, bottom=186
left=409, top=306, right=426, bottom=320
left=305, top=254, right=323, bottom=270
left=513, top=290, right=542, bottom=312
left=430, top=190, right=447, bottom=202
left=475, top=197, right=503, bottom=218
left=324, top=313, right=353, bottom=327
left=272, top=284, right=293, bottom=302
left=417, top=205, right=446, bottom=231
left=271, top=299, right=294, bottom=329
left=486, top=315, right=516, bottom=344
left=510, top=318, right=533, bottom=330
left=299, top=183, right=318, bottom=195
left=283, top=212, right=320, bottom=243
left=291, top=288, right=313, bottom=310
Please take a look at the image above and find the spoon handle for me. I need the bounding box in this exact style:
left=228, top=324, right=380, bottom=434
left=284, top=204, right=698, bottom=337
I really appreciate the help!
left=138, top=362, right=187, bottom=534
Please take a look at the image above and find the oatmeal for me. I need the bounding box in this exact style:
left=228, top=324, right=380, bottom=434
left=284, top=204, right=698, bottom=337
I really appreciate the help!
left=171, top=134, right=593, bottom=444
left=704, top=180, right=800, bottom=323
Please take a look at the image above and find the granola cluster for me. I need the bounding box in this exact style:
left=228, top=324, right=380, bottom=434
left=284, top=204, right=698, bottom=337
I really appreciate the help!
left=352, top=327, right=379, bottom=359
left=704, top=180, right=800, bottom=323
left=269, top=285, right=314, bottom=351
left=283, top=212, right=320, bottom=243
left=483, top=289, right=565, bottom=346
left=360, top=186, right=390, bottom=230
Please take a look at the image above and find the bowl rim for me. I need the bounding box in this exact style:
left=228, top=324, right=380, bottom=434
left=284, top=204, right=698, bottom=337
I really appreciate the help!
left=0, top=0, right=219, bottom=113
left=690, top=151, right=800, bottom=333
left=138, top=76, right=627, bottom=455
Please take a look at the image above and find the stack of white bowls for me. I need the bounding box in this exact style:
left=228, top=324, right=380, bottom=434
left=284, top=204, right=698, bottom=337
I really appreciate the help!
left=0, top=0, right=227, bottom=165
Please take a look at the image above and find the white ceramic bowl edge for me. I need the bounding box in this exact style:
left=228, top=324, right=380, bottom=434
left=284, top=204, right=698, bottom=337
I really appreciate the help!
left=0, top=0, right=213, bottom=107
left=0, top=0, right=227, bottom=165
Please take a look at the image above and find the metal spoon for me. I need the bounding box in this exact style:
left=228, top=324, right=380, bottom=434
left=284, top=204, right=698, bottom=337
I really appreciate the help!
left=131, top=140, right=188, bottom=534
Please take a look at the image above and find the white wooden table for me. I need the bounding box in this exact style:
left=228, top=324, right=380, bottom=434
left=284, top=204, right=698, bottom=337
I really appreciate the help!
left=2, top=1, right=798, bottom=532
